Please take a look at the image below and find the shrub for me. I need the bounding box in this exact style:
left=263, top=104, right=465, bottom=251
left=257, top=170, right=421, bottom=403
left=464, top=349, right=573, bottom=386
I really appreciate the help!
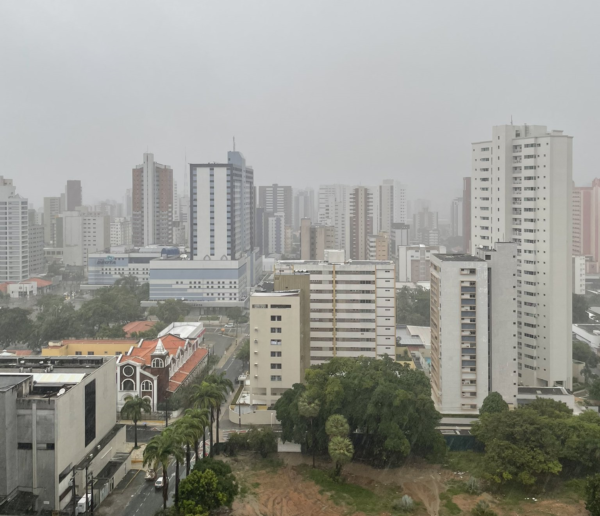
left=466, top=477, right=481, bottom=494
left=392, top=495, right=415, bottom=513
left=226, top=431, right=249, bottom=456
left=247, top=427, right=278, bottom=458
left=471, top=500, right=497, bottom=516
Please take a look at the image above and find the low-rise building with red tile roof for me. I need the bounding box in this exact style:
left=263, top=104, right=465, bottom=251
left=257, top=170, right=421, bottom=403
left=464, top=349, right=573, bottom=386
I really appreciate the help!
left=122, top=320, right=157, bottom=337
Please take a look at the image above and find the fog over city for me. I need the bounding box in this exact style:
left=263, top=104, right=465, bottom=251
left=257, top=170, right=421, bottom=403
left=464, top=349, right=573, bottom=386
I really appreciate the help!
left=2, top=1, right=599, bottom=214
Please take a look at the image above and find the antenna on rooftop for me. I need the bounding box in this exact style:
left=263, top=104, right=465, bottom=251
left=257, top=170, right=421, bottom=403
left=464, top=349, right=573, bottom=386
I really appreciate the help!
left=233, top=137, right=236, bottom=152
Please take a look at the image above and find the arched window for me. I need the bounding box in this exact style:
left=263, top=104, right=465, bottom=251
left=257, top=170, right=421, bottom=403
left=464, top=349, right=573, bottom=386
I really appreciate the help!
left=122, top=379, right=135, bottom=391
left=152, top=358, right=164, bottom=368
left=141, top=380, right=153, bottom=391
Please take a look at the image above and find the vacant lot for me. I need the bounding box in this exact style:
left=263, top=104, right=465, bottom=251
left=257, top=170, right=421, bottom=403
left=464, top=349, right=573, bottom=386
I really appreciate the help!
left=225, top=452, right=587, bottom=516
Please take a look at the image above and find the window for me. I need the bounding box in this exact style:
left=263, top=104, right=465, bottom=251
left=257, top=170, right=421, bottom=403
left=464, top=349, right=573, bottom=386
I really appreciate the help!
left=152, top=358, right=165, bottom=368
left=122, top=379, right=135, bottom=391
left=123, top=365, right=134, bottom=377
left=17, top=442, right=32, bottom=450
left=270, top=304, right=291, bottom=309
left=271, top=375, right=282, bottom=382
left=87, top=351, right=94, bottom=356
left=270, top=315, right=282, bottom=322
left=271, top=351, right=282, bottom=357
left=270, top=327, right=282, bottom=333
left=141, top=380, right=153, bottom=391
left=271, top=363, right=282, bottom=369
left=252, top=304, right=268, bottom=309
left=270, top=339, right=282, bottom=346
left=75, top=351, right=82, bottom=356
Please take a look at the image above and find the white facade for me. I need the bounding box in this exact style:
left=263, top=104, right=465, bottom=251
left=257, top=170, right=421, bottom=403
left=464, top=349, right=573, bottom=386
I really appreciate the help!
left=190, top=151, right=254, bottom=261
left=267, top=213, right=285, bottom=255
left=573, top=255, right=586, bottom=295
left=380, top=180, right=408, bottom=232
left=471, top=124, right=573, bottom=388
left=397, top=244, right=446, bottom=283
left=430, top=249, right=518, bottom=415
left=58, top=211, right=110, bottom=267
left=318, top=184, right=353, bottom=254
left=451, top=197, right=463, bottom=237
left=110, top=218, right=132, bottom=247
left=249, top=291, right=303, bottom=407
left=0, top=177, right=29, bottom=281
left=276, top=251, right=396, bottom=364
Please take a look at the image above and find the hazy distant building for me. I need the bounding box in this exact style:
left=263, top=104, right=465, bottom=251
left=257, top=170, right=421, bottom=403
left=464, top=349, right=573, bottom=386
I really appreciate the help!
left=368, top=233, right=389, bottom=261
left=110, top=218, right=132, bottom=246
left=28, top=223, right=45, bottom=275
left=65, top=180, right=82, bottom=211
left=462, top=178, right=471, bottom=253
left=397, top=244, right=445, bottom=283
left=259, top=184, right=292, bottom=227
left=471, top=124, right=573, bottom=388
left=43, top=196, right=62, bottom=245
left=190, top=150, right=254, bottom=260
left=379, top=180, right=408, bottom=233
left=0, top=177, right=29, bottom=281
left=132, top=153, right=173, bottom=247
left=349, top=186, right=373, bottom=260
left=573, top=255, right=586, bottom=295
left=450, top=197, right=463, bottom=238
left=300, top=218, right=335, bottom=260
left=293, top=188, right=315, bottom=230
left=318, top=184, right=352, bottom=254
left=412, top=207, right=439, bottom=245
left=572, top=178, right=600, bottom=273
left=267, top=212, right=285, bottom=255
left=57, top=211, right=110, bottom=266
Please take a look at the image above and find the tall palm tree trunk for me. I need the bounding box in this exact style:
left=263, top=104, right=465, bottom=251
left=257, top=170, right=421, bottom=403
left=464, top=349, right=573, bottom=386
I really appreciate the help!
left=203, top=430, right=207, bottom=458
left=175, top=460, right=180, bottom=507
left=209, top=410, right=214, bottom=457
left=162, top=465, right=168, bottom=511
left=134, top=420, right=138, bottom=448
left=194, top=439, right=199, bottom=462
left=215, top=407, right=221, bottom=455
left=186, top=444, right=191, bottom=476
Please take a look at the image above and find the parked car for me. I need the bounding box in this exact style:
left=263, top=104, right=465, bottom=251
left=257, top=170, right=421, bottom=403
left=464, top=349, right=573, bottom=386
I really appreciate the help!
left=225, top=323, right=235, bottom=328
left=145, top=469, right=156, bottom=481
left=155, top=477, right=164, bottom=490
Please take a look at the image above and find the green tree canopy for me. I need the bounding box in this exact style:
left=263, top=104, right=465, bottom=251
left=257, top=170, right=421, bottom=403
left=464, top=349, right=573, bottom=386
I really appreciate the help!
left=247, top=427, right=278, bottom=458
left=573, top=293, right=590, bottom=324
left=325, top=414, right=350, bottom=439
left=149, top=299, right=190, bottom=326
left=0, top=307, right=32, bottom=347
left=479, top=392, right=509, bottom=416
left=586, top=474, right=600, bottom=516
left=396, top=286, right=430, bottom=326
left=275, top=356, right=444, bottom=467
left=573, top=340, right=599, bottom=369
left=192, top=458, right=238, bottom=507
left=329, top=436, right=354, bottom=478
left=179, top=469, right=228, bottom=515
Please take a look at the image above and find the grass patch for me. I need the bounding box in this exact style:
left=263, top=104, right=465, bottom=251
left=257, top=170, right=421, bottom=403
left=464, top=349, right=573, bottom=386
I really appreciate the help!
left=251, top=456, right=284, bottom=472
left=297, top=465, right=400, bottom=515
left=439, top=491, right=461, bottom=515
left=443, top=451, right=486, bottom=478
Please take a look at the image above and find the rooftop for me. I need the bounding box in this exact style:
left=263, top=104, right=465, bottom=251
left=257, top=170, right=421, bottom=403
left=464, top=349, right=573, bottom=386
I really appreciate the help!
left=157, top=321, right=205, bottom=340
left=123, top=320, right=157, bottom=336
left=518, top=386, right=570, bottom=396
left=433, top=253, right=485, bottom=262
left=251, top=290, right=300, bottom=298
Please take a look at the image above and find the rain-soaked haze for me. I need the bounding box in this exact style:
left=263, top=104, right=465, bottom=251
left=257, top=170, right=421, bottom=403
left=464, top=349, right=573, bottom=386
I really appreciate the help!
left=1, top=0, right=599, bottom=212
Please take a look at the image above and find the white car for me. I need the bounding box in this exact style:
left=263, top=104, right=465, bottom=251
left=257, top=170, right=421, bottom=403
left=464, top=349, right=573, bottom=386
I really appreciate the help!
left=154, top=477, right=164, bottom=489
left=237, top=373, right=247, bottom=383
left=225, top=323, right=235, bottom=328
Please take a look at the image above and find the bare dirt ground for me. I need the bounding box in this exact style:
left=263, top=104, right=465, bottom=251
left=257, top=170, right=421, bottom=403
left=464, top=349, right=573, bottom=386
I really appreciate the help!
left=228, top=453, right=587, bottom=516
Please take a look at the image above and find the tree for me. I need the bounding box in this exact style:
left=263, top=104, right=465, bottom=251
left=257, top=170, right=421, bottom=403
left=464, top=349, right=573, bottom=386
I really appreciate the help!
left=524, top=397, right=573, bottom=418
left=247, top=427, right=278, bottom=458
left=472, top=409, right=562, bottom=485
left=205, top=372, right=234, bottom=453
left=328, top=436, right=354, bottom=478
left=479, top=392, right=509, bottom=416
left=192, top=458, right=238, bottom=507
left=590, top=379, right=600, bottom=401
left=178, top=469, right=227, bottom=515
left=169, top=425, right=190, bottom=507
left=0, top=307, right=32, bottom=347
left=573, top=293, right=590, bottom=324
left=120, top=396, right=152, bottom=448
left=149, top=299, right=191, bottom=326
left=326, top=414, right=350, bottom=439
left=144, top=429, right=181, bottom=511
left=275, top=357, right=444, bottom=467
left=184, top=408, right=210, bottom=461
left=396, top=286, right=430, bottom=326
left=573, top=340, right=599, bottom=369
left=235, top=339, right=250, bottom=367
left=298, top=393, right=321, bottom=467
left=225, top=432, right=249, bottom=456
left=586, top=474, right=600, bottom=516
left=173, top=416, right=203, bottom=479
left=190, top=382, right=223, bottom=457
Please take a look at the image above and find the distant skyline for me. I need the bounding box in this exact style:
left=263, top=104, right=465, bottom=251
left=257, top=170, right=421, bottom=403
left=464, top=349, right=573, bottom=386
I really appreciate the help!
left=2, top=1, right=599, bottom=214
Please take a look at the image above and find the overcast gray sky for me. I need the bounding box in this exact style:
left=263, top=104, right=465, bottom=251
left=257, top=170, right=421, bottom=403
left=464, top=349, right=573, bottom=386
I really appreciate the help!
left=1, top=1, right=598, bottom=216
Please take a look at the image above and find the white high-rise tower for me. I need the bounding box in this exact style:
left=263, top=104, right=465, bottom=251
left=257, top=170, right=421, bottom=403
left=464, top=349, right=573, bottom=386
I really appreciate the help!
left=471, top=124, right=573, bottom=388
left=0, top=177, right=28, bottom=281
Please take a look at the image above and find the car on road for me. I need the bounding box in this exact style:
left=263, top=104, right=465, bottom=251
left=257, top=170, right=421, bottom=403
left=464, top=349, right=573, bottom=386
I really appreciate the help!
left=154, top=477, right=164, bottom=490
left=225, top=323, right=235, bottom=328
left=237, top=372, right=248, bottom=383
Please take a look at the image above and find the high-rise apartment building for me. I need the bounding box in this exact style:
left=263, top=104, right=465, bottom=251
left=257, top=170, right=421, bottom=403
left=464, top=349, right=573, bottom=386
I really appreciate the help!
left=28, top=223, right=45, bottom=275
left=190, top=151, right=254, bottom=260
left=368, top=233, right=389, bottom=261
left=412, top=207, right=439, bottom=245
left=318, top=184, right=352, bottom=253
left=132, top=153, right=173, bottom=247
left=43, top=196, right=62, bottom=245
left=248, top=289, right=308, bottom=407
left=572, top=178, right=600, bottom=273
left=573, top=255, right=586, bottom=295
left=300, top=218, right=335, bottom=260
left=258, top=184, right=292, bottom=228
left=65, top=180, right=82, bottom=211
left=430, top=244, right=518, bottom=414
left=397, top=244, right=446, bottom=283
left=293, top=188, right=315, bottom=230
left=276, top=250, right=396, bottom=364
left=0, top=177, right=29, bottom=281
left=471, top=124, right=573, bottom=388
left=379, top=180, right=408, bottom=233
left=110, top=218, right=133, bottom=247
left=267, top=213, right=285, bottom=255
left=349, top=186, right=373, bottom=260
left=462, top=178, right=472, bottom=252
left=451, top=197, right=463, bottom=238
left=57, top=211, right=110, bottom=266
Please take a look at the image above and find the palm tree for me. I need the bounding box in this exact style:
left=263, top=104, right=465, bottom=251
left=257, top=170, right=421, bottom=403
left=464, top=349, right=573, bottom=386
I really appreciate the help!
left=298, top=394, right=321, bottom=467
left=174, top=415, right=204, bottom=475
left=184, top=408, right=210, bottom=462
left=120, top=396, right=152, bottom=448
left=190, top=382, right=223, bottom=457
left=143, top=428, right=182, bottom=511
left=169, top=424, right=190, bottom=507
left=328, top=436, right=354, bottom=478
left=206, top=372, right=234, bottom=453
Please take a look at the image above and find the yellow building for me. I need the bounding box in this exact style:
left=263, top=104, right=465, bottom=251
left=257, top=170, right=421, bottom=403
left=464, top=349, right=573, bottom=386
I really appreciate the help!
left=42, top=339, right=137, bottom=357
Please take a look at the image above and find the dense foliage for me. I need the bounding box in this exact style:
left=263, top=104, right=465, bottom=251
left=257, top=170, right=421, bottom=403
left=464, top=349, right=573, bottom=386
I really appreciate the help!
left=396, top=286, right=430, bottom=326
left=178, top=469, right=226, bottom=515
left=573, top=293, right=590, bottom=324
left=479, top=392, right=509, bottom=416
left=148, top=299, right=190, bottom=326
left=472, top=398, right=600, bottom=486
left=191, top=459, right=238, bottom=507
left=275, top=357, right=444, bottom=466
left=586, top=474, right=600, bottom=516
left=573, top=339, right=598, bottom=369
